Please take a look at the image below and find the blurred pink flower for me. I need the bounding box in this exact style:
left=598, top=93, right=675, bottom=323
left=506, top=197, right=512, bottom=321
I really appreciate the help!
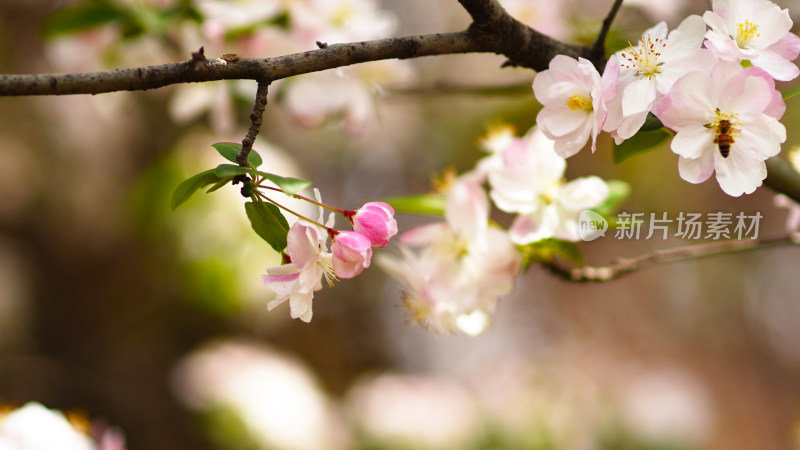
left=377, top=174, right=521, bottom=335
left=774, top=194, right=800, bottom=232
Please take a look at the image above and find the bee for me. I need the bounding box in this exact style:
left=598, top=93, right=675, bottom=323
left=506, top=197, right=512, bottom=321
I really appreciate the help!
left=714, top=119, right=734, bottom=158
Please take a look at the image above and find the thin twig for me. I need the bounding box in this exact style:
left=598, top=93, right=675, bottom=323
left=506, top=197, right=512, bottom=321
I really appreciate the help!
left=546, top=235, right=799, bottom=282
left=591, top=0, right=625, bottom=61
left=237, top=81, right=270, bottom=167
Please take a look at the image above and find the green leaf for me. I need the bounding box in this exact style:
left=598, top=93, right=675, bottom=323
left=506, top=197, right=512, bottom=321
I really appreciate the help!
left=248, top=150, right=263, bottom=168
left=593, top=180, right=631, bottom=217
left=382, top=193, right=447, bottom=216
left=613, top=128, right=671, bottom=164
left=253, top=171, right=311, bottom=196
left=206, top=176, right=235, bottom=193
left=40, top=3, right=125, bottom=38
left=783, top=86, right=800, bottom=100
left=171, top=169, right=222, bottom=210
left=520, top=238, right=583, bottom=267
left=212, top=143, right=263, bottom=168
left=214, top=164, right=250, bottom=177
left=212, top=143, right=241, bottom=164
left=245, top=201, right=289, bottom=252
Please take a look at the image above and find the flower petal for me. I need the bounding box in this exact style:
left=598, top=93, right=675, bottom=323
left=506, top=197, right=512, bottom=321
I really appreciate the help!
left=714, top=150, right=767, bottom=196
left=678, top=152, right=715, bottom=184
left=671, top=126, right=714, bottom=159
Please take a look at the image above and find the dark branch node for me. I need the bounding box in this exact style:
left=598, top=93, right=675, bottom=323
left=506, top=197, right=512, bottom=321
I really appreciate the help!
left=191, top=46, right=206, bottom=72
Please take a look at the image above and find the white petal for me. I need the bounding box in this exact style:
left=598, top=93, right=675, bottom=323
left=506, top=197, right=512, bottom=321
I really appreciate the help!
left=751, top=49, right=800, bottom=81
left=532, top=70, right=557, bottom=103
left=621, top=78, right=657, bottom=115
left=738, top=114, right=785, bottom=159
left=714, top=150, right=767, bottom=196
left=559, top=177, right=609, bottom=211
left=537, top=106, right=588, bottom=138
left=656, top=49, right=717, bottom=93
left=614, top=110, right=649, bottom=140
left=289, top=291, right=314, bottom=322
left=668, top=15, right=707, bottom=50
left=703, top=11, right=729, bottom=35
left=671, top=127, right=714, bottom=159
left=552, top=119, right=592, bottom=158
left=722, top=75, right=772, bottom=113
left=750, top=5, right=792, bottom=47
left=678, top=152, right=715, bottom=184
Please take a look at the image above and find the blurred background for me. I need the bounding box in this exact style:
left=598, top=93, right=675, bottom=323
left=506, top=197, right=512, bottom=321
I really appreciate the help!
left=1, top=0, right=800, bottom=448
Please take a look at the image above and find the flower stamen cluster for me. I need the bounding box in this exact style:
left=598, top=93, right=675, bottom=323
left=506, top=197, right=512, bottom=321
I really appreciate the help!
left=620, top=35, right=667, bottom=78
left=735, top=20, right=760, bottom=47
left=566, top=94, right=593, bottom=111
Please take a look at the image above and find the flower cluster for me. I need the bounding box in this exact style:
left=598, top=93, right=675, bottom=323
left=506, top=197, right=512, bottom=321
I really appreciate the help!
left=377, top=173, right=522, bottom=335
left=262, top=196, right=397, bottom=322
left=377, top=125, right=615, bottom=334
left=477, top=125, right=610, bottom=244
left=533, top=0, right=798, bottom=197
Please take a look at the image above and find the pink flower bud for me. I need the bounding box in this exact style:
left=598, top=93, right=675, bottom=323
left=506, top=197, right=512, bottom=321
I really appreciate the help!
left=331, top=231, right=373, bottom=279
left=347, top=202, right=398, bottom=248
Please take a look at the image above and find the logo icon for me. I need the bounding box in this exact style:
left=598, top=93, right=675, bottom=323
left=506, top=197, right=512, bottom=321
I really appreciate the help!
left=577, top=209, right=608, bottom=241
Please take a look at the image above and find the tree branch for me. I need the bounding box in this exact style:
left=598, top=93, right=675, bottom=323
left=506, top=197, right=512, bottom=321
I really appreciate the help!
left=590, top=0, right=625, bottom=62
left=546, top=234, right=799, bottom=282
left=237, top=81, right=270, bottom=167
left=0, top=23, right=591, bottom=97
left=0, top=32, right=475, bottom=96
left=458, top=0, right=594, bottom=69
left=765, top=157, right=800, bottom=204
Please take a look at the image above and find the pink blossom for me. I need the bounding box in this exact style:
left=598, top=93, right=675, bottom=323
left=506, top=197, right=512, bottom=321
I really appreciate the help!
left=703, top=0, right=800, bottom=81
left=262, top=222, right=334, bottom=322
left=653, top=61, right=786, bottom=196
left=606, top=16, right=717, bottom=142
left=346, top=202, right=398, bottom=248
left=532, top=55, right=619, bottom=157
left=331, top=231, right=373, bottom=279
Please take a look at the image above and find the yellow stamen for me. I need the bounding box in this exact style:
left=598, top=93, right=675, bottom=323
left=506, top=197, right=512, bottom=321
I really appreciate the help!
left=566, top=94, right=593, bottom=111
left=619, top=34, right=666, bottom=78
left=736, top=21, right=760, bottom=47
